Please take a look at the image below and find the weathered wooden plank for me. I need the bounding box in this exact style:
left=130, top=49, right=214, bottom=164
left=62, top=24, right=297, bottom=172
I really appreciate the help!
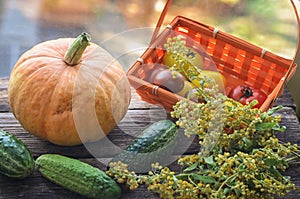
left=0, top=109, right=198, bottom=159
left=0, top=77, right=9, bottom=112
left=0, top=109, right=197, bottom=158
left=275, top=89, right=297, bottom=110
left=275, top=107, right=300, bottom=146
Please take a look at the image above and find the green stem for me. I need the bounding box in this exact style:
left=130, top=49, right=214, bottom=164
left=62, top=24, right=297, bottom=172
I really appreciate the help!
left=64, top=32, right=91, bottom=66
left=216, top=171, right=240, bottom=194
left=176, top=173, right=190, bottom=179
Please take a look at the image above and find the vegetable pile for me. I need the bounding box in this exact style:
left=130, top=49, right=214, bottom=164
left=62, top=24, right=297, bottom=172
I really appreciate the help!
left=2, top=33, right=300, bottom=199
left=107, top=36, right=300, bottom=199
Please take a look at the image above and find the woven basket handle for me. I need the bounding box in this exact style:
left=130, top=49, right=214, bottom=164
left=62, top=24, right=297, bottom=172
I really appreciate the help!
left=151, top=0, right=299, bottom=58
left=271, top=0, right=300, bottom=108
left=150, top=0, right=173, bottom=44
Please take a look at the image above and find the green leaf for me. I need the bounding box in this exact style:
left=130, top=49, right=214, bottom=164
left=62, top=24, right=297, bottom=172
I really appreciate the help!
left=224, top=187, right=231, bottom=195
left=191, top=173, right=216, bottom=184
left=264, top=158, right=287, bottom=167
left=256, top=122, right=277, bottom=131
left=269, top=167, right=283, bottom=179
left=183, top=160, right=199, bottom=172
left=199, top=79, right=205, bottom=87
left=227, top=175, right=237, bottom=186
left=234, top=188, right=241, bottom=197
left=261, top=105, right=282, bottom=120
left=204, top=155, right=216, bottom=167
left=242, top=137, right=253, bottom=150
left=173, top=175, right=179, bottom=185
left=255, top=122, right=285, bottom=132
left=249, top=100, right=258, bottom=108
left=273, top=124, right=286, bottom=132
left=267, top=105, right=283, bottom=116
left=283, top=175, right=291, bottom=182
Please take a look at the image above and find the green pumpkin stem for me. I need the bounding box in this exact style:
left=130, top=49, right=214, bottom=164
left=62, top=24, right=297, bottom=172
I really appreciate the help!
left=64, top=32, right=91, bottom=66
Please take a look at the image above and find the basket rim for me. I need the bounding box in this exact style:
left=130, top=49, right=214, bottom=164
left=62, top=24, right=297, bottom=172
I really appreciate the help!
left=168, top=15, right=295, bottom=66
left=127, top=15, right=298, bottom=112
left=149, top=0, right=300, bottom=107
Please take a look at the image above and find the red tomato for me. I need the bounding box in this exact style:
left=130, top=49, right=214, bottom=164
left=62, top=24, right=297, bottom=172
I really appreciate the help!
left=229, top=85, right=267, bottom=108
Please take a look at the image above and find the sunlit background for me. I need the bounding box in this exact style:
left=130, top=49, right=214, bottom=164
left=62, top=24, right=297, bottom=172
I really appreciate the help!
left=0, top=0, right=298, bottom=77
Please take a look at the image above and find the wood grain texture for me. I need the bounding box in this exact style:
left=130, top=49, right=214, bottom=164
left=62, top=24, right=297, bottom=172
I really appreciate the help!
left=1, top=77, right=300, bottom=199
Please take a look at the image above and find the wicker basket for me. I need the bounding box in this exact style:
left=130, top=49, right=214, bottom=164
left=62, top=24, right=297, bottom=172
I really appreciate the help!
left=127, top=0, right=300, bottom=112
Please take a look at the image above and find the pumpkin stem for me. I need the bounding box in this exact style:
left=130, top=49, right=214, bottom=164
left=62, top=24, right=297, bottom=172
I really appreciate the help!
left=64, top=32, right=91, bottom=66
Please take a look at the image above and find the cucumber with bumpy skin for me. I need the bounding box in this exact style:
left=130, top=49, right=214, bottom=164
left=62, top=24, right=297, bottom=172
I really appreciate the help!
left=0, top=130, right=34, bottom=179
left=36, top=154, right=121, bottom=199
left=111, top=120, right=178, bottom=172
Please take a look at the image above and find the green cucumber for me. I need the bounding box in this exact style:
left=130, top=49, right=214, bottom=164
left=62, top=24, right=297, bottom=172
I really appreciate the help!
left=0, top=130, right=34, bottom=179
left=111, top=120, right=178, bottom=172
left=36, top=154, right=121, bottom=199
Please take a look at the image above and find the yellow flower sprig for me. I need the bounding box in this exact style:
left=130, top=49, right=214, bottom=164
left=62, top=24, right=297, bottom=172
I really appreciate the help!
left=107, top=36, right=300, bottom=199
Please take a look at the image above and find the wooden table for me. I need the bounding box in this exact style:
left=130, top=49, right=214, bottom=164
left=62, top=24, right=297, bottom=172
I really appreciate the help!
left=1, top=76, right=300, bottom=199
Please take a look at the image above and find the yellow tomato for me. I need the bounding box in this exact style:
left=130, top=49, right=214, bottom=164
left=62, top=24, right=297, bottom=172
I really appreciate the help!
left=176, top=80, right=194, bottom=97
left=190, top=70, right=226, bottom=93
left=163, top=48, right=204, bottom=72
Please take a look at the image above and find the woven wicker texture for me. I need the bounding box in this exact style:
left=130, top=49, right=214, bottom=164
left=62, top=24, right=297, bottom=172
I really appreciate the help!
left=127, top=1, right=299, bottom=112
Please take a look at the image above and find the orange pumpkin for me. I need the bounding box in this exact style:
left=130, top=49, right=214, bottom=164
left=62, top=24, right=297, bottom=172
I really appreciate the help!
left=8, top=33, right=131, bottom=146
